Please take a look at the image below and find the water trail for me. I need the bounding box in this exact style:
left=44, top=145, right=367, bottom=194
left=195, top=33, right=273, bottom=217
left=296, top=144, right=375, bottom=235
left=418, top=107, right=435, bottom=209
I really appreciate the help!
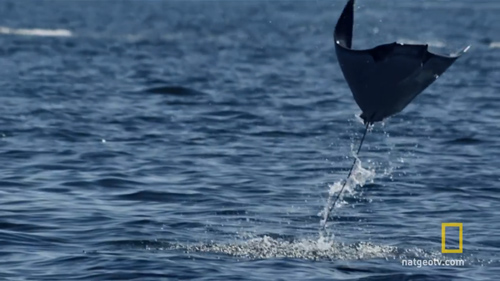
left=319, top=156, right=376, bottom=233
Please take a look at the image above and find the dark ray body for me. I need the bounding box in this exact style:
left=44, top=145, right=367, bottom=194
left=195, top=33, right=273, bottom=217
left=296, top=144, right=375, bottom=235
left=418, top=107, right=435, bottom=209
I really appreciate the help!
left=335, top=0, right=469, bottom=124
left=322, top=0, right=469, bottom=230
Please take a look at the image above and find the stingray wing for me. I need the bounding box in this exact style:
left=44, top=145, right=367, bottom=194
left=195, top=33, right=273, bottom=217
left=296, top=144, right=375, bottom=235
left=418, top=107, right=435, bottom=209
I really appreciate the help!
left=334, top=0, right=469, bottom=123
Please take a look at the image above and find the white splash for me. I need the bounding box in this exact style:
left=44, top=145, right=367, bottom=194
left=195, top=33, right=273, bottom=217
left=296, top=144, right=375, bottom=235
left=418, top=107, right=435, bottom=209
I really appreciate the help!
left=351, top=154, right=376, bottom=186
left=0, top=26, right=72, bottom=37
left=170, top=235, right=399, bottom=261
left=158, top=237, right=480, bottom=265
left=319, top=155, right=376, bottom=229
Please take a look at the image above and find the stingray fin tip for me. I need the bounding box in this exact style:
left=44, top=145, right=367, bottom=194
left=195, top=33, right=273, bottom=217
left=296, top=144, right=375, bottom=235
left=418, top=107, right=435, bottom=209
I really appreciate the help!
left=447, top=45, right=471, bottom=58
left=461, top=45, right=471, bottom=54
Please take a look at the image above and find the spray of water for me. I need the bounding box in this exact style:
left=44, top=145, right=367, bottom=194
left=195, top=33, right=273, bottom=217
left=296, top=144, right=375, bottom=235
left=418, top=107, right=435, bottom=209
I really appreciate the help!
left=163, top=235, right=400, bottom=261
left=319, top=149, right=376, bottom=233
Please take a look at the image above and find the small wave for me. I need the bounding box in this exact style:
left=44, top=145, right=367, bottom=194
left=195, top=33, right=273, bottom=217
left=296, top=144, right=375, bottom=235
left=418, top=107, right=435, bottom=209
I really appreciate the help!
left=443, top=136, right=484, bottom=145
left=203, top=110, right=261, bottom=121
left=113, top=190, right=202, bottom=203
left=0, top=26, right=72, bottom=37
left=249, top=130, right=308, bottom=138
left=143, top=86, right=205, bottom=96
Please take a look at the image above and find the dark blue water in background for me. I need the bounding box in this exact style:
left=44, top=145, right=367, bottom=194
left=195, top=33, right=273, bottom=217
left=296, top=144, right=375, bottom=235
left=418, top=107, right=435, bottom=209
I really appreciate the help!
left=0, top=0, right=499, bottom=280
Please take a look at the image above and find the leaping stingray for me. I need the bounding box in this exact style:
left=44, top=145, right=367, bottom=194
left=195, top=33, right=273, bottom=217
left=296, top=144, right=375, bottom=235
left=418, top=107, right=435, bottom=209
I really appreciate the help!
left=322, top=0, right=469, bottom=229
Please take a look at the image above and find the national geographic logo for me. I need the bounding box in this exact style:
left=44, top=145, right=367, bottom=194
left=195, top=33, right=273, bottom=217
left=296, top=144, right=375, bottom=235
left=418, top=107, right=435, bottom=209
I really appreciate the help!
left=441, top=223, right=463, bottom=253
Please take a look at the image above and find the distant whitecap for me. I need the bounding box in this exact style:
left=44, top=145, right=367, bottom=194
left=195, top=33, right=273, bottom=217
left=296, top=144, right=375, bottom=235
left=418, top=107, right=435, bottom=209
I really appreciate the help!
left=490, top=42, right=500, bottom=49
left=0, top=26, right=72, bottom=37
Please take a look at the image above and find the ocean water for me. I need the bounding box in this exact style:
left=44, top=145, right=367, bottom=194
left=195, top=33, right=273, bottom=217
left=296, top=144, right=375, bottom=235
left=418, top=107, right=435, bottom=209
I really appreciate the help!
left=0, top=0, right=499, bottom=280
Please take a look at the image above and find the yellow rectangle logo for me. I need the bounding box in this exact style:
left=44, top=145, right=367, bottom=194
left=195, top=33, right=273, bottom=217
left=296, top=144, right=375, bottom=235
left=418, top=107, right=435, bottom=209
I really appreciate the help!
left=441, top=223, right=463, bottom=253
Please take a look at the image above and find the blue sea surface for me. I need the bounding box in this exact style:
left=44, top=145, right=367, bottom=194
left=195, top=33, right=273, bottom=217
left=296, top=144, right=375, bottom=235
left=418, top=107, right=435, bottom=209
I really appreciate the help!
left=0, top=0, right=499, bottom=280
